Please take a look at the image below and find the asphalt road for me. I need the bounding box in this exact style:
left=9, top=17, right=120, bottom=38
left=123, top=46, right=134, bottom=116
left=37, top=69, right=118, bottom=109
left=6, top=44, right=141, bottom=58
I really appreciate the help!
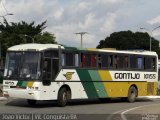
left=0, top=98, right=160, bottom=120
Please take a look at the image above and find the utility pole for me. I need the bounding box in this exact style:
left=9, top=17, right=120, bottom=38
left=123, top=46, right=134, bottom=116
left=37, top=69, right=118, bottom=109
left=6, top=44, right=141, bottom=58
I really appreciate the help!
left=75, top=32, right=88, bottom=48
left=24, top=34, right=35, bottom=43
left=140, top=26, right=160, bottom=51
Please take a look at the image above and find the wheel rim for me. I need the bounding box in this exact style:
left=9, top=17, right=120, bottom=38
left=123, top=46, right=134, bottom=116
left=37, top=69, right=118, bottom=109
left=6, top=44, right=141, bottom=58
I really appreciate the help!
left=130, top=90, right=136, bottom=100
left=63, top=92, right=67, bottom=102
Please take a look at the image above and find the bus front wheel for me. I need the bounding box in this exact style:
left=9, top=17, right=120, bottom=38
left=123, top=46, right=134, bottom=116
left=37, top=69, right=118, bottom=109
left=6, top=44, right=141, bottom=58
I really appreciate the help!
left=27, top=99, right=37, bottom=106
left=57, top=88, right=68, bottom=107
left=127, top=86, right=137, bottom=103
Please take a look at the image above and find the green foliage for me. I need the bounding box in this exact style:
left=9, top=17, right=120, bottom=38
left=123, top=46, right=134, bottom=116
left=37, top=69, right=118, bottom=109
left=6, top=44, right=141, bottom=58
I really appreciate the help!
left=34, top=32, right=56, bottom=44
left=97, top=30, right=160, bottom=57
left=0, top=19, right=57, bottom=57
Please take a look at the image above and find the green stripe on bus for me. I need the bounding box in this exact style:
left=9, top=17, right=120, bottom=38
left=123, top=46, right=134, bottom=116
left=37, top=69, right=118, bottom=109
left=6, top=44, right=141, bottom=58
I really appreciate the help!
left=76, top=47, right=87, bottom=51
left=88, top=70, right=108, bottom=98
left=76, top=69, right=99, bottom=98
left=21, top=81, right=27, bottom=87
left=17, top=81, right=23, bottom=86
left=64, top=47, right=78, bottom=51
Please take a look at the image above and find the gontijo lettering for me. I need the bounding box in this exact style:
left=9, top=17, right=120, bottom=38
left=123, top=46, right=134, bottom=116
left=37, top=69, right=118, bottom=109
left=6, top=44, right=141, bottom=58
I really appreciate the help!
left=114, top=73, right=140, bottom=79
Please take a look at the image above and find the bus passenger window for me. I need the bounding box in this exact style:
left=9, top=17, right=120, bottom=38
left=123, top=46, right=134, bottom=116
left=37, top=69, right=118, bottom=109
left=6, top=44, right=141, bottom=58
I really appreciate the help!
left=108, top=55, right=113, bottom=67
left=81, top=54, right=86, bottom=67
left=118, top=56, right=124, bottom=69
left=91, top=55, right=97, bottom=67
left=61, top=54, right=65, bottom=66
left=130, top=56, right=137, bottom=69
left=66, top=53, right=74, bottom=66
left=151, top=58, right=156, bottom=70
left=124, top=56, right=128, bottom=68
left=86, top=55, right=91, bottom=67
left=101, top=55, right=108, bottom=68
left=98, top=54, right=102, bottom=68
left=81, top=54, right=96, bottom=67
left=114, top=55, right=119, bottom=68
left=137, top=57, right=143, bottom=69
left=75, top=54, right=79, bottom=67
left=144, top=57, right=151, bottom=70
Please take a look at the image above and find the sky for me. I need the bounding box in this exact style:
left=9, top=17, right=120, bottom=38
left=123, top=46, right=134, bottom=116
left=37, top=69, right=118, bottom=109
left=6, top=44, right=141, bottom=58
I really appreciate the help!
left=0, top=0, right=160, bottom=48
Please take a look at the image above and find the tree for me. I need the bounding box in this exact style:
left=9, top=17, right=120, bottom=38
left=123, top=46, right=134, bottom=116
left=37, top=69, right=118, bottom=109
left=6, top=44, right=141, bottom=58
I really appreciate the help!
left=34, top=32, right=56, bottom=44
left=97, top=30, right=160, bottom=57
left=0, top=19, right=57, bottom=58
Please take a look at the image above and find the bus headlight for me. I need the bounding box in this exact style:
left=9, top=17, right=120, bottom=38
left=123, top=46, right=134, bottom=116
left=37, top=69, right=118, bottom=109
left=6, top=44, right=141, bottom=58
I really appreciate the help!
left=3, top=91, right=8, bottom=94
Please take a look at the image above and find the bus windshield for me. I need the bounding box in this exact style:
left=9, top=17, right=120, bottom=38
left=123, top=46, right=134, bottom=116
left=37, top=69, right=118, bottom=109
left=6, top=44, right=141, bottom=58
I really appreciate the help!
left=4, top=52, right=40, bottom=80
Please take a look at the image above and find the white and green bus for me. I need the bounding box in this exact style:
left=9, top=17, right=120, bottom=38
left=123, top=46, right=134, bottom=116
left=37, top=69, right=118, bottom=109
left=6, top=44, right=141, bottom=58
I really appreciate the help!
left=3, top=44, right=158, bottom=106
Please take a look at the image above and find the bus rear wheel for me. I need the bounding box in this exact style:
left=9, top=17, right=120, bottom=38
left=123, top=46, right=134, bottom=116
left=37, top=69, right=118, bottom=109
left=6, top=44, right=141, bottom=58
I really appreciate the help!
left=57, top=88, right=69, bottom=107
left=27, top=99, right=37, bottom=106
left=127, top=86, right=137, bottom=103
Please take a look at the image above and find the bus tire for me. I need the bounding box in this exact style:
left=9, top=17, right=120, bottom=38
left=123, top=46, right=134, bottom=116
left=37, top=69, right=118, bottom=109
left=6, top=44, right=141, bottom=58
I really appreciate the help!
left=57, top=87, right=68, bottom=107
left=27, top=99, right=37, bottom=106
left=127, top=86, right=137, bottom=103
left=58, top=87, right=71, bottom=107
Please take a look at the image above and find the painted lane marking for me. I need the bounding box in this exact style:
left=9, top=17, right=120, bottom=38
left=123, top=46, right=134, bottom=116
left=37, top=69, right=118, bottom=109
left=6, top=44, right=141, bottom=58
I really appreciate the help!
left=121, top=103, right=160, bottom=120
left=107, top=102, right=160, bottom=120
left=107, top=109, right=125, bottom=120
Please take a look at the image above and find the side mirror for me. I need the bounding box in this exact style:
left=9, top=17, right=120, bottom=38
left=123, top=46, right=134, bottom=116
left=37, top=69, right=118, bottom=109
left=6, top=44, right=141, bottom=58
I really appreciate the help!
left=42, top=79, right=51, bottom=86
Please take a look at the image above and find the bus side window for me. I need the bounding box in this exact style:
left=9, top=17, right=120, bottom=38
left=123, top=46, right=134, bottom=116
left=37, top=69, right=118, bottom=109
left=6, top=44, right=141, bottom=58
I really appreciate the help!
left=101, top=55, right=108, bottom=68
left=81, top=54, right=86, bottom=67
left=114, top=55, right=119, bottom=68
left=108, top=55, right=113, bottom=68
left=91, top=55, right=97, bottom=67
left=124, top=56, right=129, bottom=68
left=61, top=53, right=65, bottom=66
left=137, top=57, right=143, bottom=69
left=130, top=55, right=137, bottom=69
left=118, top=56, right=124, bottom=69
left=151, top=58, right=156, bottom=70
left=65, top=53, right=74, bottom=66
left=98, top=54, right=102, bottom=68
left=75, top=54, right=79, bottom=67
left=81, top=53, right=97, bottom=68
left=144, top=57, right=151, bottom=70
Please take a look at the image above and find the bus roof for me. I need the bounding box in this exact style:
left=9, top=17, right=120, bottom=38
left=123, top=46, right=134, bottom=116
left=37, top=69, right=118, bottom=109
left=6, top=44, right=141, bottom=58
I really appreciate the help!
left=8, top=43, right=64, bottom=51
left=98, top=49, right=157, bottom=56
left=7, top=43, right=157, bottom=56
